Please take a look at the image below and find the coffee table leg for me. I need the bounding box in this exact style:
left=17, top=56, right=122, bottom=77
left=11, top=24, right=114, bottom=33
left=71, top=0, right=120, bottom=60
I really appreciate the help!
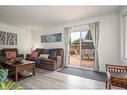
left=15, top=71, right=18, bottom=82
left=33, top=66, right=35, bottom=76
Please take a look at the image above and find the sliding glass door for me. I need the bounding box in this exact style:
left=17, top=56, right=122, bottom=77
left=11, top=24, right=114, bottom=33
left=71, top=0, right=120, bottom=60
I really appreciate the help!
left=69, top=30, right=95, bottom=70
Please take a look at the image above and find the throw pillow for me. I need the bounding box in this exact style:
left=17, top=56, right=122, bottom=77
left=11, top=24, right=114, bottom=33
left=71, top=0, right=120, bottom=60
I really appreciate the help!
left=31, top=51, right=38, bottom=58
left=39, top=54, right=49, bottom=59
left=6, top=51, right=16, bottom=59
left=0, top=69, right=8, bottom=82
left=49, top=49, right=56, bottom=59
left=43, top=49, right=49, bottom=54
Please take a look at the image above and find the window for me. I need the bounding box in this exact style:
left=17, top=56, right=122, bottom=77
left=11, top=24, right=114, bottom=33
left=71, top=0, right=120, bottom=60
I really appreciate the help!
left=122, top=14, right=127, bottom=60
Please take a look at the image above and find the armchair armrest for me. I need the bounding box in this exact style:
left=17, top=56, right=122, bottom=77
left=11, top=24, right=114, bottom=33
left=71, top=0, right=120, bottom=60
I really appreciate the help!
left=54, top=56, right=62, bottom=61
left=55, top=56, right=63, bottom=68
left=0, top=56, right=8, bottom=62
left=106, top=71, right=111, bottom=80
left=54, top=56, right=61, bottom=61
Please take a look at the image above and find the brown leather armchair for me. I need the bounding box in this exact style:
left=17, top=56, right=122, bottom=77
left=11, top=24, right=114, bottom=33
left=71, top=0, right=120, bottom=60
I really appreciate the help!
left=0, top=48, right=24, bottom=59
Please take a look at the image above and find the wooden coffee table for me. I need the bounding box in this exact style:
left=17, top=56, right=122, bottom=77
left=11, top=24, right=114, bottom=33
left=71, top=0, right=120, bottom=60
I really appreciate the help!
left=2, top=60, right=35, bottom=82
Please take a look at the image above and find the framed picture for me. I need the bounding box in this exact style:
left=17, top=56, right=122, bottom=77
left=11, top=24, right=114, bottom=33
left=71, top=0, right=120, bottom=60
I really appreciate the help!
left=0, top=31, right=6, bottom=45
left=0, top=31, right=17, bottom=45
left=41, top=33, right=62, bottom=43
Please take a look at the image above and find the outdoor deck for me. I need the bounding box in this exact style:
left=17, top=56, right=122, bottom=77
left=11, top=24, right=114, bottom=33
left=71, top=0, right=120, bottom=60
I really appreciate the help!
left=70, top=54, right=94, bottom=68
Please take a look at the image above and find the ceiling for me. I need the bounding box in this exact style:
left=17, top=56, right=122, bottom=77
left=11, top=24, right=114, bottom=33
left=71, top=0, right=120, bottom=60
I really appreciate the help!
left=0, top=6, right=119, bottom=28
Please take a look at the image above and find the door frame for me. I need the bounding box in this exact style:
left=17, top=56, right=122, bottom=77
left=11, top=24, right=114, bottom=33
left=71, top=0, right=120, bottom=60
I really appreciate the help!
left=68, top=30, right=94, bottom=71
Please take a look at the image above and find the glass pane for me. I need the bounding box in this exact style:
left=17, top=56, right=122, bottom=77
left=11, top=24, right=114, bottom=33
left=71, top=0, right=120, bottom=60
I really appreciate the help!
left=69, top=32, right=80, bottom=66
left=81, top=31, right=92, bottom=41
left=123, top=15, right=127, bottom=59
left=81, top=31, right=95, bottom=68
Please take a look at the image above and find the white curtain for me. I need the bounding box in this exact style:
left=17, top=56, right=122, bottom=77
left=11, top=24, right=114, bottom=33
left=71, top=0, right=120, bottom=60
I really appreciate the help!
left=63, top=27, right=71, bottom=67
left=89, top=22, right=100, bottom=71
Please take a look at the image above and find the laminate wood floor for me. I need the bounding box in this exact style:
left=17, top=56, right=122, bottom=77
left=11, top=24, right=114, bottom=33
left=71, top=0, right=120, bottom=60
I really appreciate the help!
left=19, top=67, right=122, bottom=89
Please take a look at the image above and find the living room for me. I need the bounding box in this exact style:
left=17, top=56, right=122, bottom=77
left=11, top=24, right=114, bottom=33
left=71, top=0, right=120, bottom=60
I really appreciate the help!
left=0, top=5, right=127, bottom=91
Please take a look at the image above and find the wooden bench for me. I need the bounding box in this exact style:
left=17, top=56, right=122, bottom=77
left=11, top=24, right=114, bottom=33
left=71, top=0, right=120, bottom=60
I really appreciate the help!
left=106, top=64, right=127, bottom=89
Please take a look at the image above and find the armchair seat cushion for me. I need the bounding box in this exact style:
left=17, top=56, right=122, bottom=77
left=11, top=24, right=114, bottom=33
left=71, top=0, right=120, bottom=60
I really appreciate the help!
left=14, top=57, right=23, bottom=62
left=17, top=54, right=24, bottom=59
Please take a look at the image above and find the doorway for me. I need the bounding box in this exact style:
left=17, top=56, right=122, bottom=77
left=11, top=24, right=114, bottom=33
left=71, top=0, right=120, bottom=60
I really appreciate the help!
left=69, top=30, right=95, bottom=70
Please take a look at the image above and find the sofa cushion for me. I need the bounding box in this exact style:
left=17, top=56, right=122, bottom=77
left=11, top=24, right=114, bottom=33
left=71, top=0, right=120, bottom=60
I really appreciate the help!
left=39, top=54, right=49, bottom=59
left=43, top=49, right=50, bottom=54
left=31, top=51, right=38, bottom=58
left=49, top=49, right=56, bottom=59
left=6, top=51, right=16, bottom=59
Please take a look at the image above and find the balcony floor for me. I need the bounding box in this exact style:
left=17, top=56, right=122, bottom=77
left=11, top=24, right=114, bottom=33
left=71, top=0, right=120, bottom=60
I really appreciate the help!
left=70, top=54, right=94, bottom=68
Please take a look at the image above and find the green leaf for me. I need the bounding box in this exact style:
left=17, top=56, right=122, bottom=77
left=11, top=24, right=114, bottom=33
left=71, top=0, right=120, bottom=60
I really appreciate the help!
left=6, top=80, right=13, bottom=89
left=0, top=80, right=23, bottom=90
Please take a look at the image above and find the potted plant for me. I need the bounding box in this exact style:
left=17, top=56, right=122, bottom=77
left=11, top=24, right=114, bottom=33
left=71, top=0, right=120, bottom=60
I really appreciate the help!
left=0, top=69, right=8, bottom=82
left=0, top=80, right=22, bottom=90
left=0, top=68, right=22, bottom=90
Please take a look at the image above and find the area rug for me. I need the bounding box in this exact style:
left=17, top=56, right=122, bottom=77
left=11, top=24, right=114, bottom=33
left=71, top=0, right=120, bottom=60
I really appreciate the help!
left=57, top=67, right=106, bottom=82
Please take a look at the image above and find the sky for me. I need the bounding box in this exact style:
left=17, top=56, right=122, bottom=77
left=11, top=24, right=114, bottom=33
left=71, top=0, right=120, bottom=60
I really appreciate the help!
left=70, top=31, right=88, bottom=42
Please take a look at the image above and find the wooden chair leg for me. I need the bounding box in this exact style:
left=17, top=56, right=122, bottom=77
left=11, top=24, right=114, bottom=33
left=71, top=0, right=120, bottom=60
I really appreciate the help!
left=109, top=84, right=111, bottom=89
left=109, top=80, right=112, bottom=89
left=106, top=80, right=108, bottom=89
left=106, top=79, right=112, bottom=89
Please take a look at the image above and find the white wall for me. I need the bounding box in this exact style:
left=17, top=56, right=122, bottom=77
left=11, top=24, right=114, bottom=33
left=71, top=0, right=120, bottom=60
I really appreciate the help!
left=31, top=28, right=43, bottom=48
left=30, top=27, right=65, bottom=49
left=31, top=12, right=120, bottom=72
left=0, top=23, right=32, bottom=55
